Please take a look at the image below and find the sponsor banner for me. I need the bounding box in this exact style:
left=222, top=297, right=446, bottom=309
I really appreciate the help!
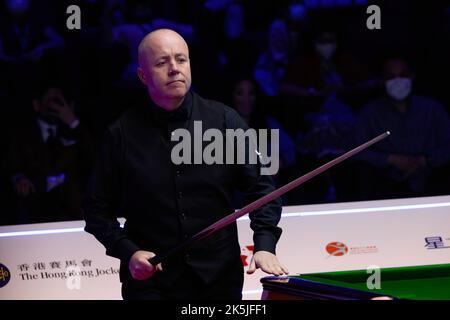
left=1, top=196, right=450, bottom=300
left=0, top=220, right=122, bottom=300
left=239, top=195, right=450, bottom=299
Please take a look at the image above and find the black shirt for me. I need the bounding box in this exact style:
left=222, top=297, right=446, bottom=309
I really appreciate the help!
left=84, top=91, right=282, bottom=285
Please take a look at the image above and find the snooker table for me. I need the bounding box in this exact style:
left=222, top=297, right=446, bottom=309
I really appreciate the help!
left=261, top=264, right=450, bottom=300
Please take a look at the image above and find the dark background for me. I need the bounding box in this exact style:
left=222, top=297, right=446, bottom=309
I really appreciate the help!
left=1, top=0, right=449, bottom=225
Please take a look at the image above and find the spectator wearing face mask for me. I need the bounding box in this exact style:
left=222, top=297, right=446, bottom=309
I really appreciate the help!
left=354, top=58, right=450, bottom=200
left=277, top=29, right=376, bottom=138
left=281, top=30, right=375, bottom=109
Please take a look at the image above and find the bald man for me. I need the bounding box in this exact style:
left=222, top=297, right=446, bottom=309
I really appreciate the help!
left=136, top=29, right=192, bottom=111
left=84, top=29, right=287, bottom=300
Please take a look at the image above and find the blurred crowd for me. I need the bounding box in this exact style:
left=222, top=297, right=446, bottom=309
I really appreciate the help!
left=1, top=0, right=450, bottom=225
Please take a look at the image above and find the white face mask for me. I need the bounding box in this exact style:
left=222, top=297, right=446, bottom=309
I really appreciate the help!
left=315, top=43, right=337, bottom=60
left=385, top=77, right=412, bottom=101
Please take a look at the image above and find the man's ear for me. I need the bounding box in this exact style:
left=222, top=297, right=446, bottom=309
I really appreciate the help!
left=137, top=67, right=147, bottom=85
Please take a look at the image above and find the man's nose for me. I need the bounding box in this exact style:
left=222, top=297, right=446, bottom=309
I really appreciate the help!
left=168, top=60, right=180, bottom=75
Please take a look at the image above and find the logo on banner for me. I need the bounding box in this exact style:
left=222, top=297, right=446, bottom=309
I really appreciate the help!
left=241, top=245, right=254, bottom=267
left=424, top=236, right=450, bottom=250
left=325, top=242, right=378, bottom=258
left=0, top=263, right=11, bottom=288
left=326, top=242, right=348, bottom=257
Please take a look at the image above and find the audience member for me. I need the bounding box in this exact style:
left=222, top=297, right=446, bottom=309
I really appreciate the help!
left=6, top=82, right=94, bottom=223
left=355, top=58, right=450, bottom=200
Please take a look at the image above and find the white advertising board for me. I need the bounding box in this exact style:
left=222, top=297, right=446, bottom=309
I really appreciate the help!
left=1, top=196, right=449, bottom=300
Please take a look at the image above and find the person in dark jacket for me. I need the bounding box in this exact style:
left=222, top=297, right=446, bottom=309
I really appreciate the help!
left=83, top=28, right=288, bottom=300
left=7, top=82, right=94, bottom=223
left=355, top=58, right=450, bottom=199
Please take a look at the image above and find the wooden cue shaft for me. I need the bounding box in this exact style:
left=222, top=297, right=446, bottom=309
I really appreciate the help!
left=149, top=131, right=391, bottom=266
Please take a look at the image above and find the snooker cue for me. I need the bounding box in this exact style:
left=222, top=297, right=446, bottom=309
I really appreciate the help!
left=149, top=131, right=391, bottom=266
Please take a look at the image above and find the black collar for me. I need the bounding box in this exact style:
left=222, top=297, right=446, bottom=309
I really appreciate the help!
left=149, top=91, right=193, bottom=124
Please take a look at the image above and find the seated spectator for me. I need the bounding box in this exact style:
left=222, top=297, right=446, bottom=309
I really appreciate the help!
left=292, top=95, right=358, bottom=204
left=230, top=77, right=300, bottom=205
left=354, top=58, right=450, bottom=200
left=254, top=1, right=309, bottom=97
left=279, top=30, right=367, bottom=204
left=231, top=77, right=297, bottom=169
left=6, top=82, right=94, bottom=223
left=280, top=30, right=376, bottom=114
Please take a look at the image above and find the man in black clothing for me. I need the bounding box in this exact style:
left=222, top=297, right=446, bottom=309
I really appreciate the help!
left=8, top=83, right=93, bottom=223
left=83, top=29, right=288, bottom=300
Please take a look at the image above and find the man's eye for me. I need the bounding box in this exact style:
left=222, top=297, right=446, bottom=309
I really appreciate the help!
left=177, top=58, right=186, bottom=63
left=156, top=61, right=165, bottom=67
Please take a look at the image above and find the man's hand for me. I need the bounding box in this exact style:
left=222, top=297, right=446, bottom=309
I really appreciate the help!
left=14, top=177, right=36, bottom=197
left=48, top=97, right=78, bottom=127
left=388, top=154, right=426, bottom=177
left=246, top=251, right=289, bottom=276
left=404, top=155, right=426, bottom=178
left=128, top=251, right=163, bottom=281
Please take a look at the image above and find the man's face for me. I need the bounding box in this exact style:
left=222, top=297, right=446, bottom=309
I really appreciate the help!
left=33, top=87, right=64, bottom=124
left=138, top=33, right=192, bottom=107
left=383, top=60, right=414, bottom=101
left=315, top=32, right=337, bottom=60
left=383, top=60, right=413, bottom=81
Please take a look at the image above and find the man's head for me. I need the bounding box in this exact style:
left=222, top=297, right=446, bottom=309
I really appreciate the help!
left=315, top=31, right=337, bottom=61
left=383, top=58, right=414, bottom=102
left=32, top=85, right=66, bottom=124
left=137, top=29, right=192, bottom=111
